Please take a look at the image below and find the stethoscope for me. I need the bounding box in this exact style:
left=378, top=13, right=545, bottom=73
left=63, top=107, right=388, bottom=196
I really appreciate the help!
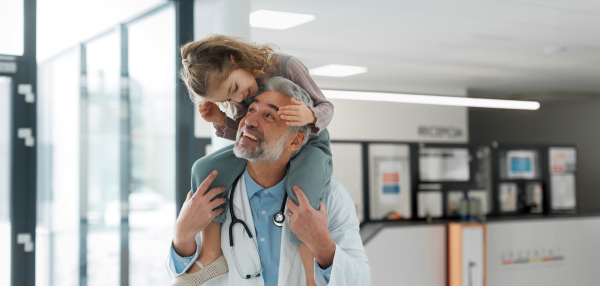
left=228, top=175, right=288, bottom=279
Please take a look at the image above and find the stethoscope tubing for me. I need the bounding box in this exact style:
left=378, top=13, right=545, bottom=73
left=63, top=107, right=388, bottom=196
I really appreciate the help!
left=227, top=174, right=288, bottom=279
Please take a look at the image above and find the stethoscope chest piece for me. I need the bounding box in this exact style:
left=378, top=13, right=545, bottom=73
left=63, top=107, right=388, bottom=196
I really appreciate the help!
left=273, top=212, right=285, bottom=227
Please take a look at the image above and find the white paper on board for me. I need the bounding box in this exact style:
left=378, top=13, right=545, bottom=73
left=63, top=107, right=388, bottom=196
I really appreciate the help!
left=419, top=148, right=470, bottom=181
left=551, top=174, right=576, bottom=210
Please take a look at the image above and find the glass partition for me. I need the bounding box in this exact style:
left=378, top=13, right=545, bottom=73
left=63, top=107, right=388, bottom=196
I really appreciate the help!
left=0, top=76, right=11, bottom=286
left=0, top=0, right=24, bottom=55
left=36, top=49, right=80, bottom=286
left=127, top=6, right=176, bottom=285
left=86, top=32, right=121, bottom=286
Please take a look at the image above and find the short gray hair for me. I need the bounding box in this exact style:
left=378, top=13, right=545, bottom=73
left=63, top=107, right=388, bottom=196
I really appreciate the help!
left=264, top=77, right=313, bottom=157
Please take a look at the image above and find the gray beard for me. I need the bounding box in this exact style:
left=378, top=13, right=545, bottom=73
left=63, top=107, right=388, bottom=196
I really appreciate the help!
left=233, top=127, right=288, bottom=162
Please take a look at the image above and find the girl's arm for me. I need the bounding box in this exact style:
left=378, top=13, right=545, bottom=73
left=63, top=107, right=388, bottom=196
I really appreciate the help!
left=213, top=102, right=248, bottom=141
left=285, top=57, right=334, bottom=135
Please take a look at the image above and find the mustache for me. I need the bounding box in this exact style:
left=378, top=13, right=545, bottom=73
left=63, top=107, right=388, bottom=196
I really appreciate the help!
left=239, top=125, right=265, bottom=142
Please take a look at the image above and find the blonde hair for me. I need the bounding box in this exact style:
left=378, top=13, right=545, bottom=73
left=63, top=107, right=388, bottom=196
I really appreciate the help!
left=180, top=35, right=275, bottom=105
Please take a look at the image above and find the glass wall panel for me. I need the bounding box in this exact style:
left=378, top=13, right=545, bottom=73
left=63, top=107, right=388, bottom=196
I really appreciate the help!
left=0, top=0, right=24, bottom=55
left=0, top=76, right=11, bottom=286
left=36, top=49, right=80, bottom=286
left=85, top=32, right=121, bottom=286
left=127, top=7, right=176, bottom=285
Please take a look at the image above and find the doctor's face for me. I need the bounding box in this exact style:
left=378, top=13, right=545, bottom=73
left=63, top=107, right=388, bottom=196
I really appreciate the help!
left=233, top=91, right=293, bottom=162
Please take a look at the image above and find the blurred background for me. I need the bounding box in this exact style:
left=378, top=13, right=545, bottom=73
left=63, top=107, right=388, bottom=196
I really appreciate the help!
left=2, top=0, right=600, bottom=285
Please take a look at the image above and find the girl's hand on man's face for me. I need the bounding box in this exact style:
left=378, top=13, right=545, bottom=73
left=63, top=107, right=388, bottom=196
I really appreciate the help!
left=278, top=98, right=316, bottom=126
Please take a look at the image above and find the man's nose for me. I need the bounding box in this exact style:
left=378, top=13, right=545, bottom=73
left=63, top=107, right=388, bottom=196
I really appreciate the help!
left=244, top=110, right=259, bottom=127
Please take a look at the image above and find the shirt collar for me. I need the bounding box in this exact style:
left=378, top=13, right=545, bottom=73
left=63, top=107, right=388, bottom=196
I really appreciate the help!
left=243, top=168, right=287, bottom=202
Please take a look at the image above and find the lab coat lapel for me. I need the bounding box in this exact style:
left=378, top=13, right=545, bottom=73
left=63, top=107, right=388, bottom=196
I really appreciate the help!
left=277, top=204, right=300, bottom=285
left=221, top=175, right=263, bottom=286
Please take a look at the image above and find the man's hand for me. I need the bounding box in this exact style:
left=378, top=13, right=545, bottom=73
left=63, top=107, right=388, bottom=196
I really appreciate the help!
left=278, top=98, right=316, bottom=126
left=286, top=186, right=336, bottom=269
left=199, top=101, right=226, bottom=128
left=173, top=171, right=226, bottom=257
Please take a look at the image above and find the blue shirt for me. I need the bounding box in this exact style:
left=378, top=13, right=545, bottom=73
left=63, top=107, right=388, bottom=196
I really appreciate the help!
left=171, top=169, right=332, bottom=284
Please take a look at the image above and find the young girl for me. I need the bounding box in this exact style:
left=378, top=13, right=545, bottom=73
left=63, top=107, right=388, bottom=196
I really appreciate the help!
left=171, top=35, right=334, bottom=285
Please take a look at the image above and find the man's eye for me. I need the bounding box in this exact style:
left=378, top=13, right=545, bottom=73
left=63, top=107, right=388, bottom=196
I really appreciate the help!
left=248, top=107, right=255, bottom=112
left=267, top=114, right=275, bottom=119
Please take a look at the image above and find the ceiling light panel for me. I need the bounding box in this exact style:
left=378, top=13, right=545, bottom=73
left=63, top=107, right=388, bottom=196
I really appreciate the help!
left=309, top=64, right=368, bottom=77
left=323, top=90, right=540, bottom=110
left=249, top=9, right=316, bottom=30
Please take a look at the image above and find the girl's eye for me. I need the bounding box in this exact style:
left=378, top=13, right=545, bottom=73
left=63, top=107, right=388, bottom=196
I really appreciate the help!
left=248, top=107, right=255, bottom=113
left=233, top=84, right=238, bottom=92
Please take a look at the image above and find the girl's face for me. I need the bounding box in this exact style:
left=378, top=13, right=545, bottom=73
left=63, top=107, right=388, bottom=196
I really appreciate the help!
left=208, top=68, right=259, bottom=104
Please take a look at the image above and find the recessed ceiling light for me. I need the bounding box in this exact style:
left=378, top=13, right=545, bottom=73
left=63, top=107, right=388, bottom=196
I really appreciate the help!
left=309, top=64, right=368, bottom=77
left=249, top=10, right=316, bottom=30
left=322, top=90, right=540, bottom=110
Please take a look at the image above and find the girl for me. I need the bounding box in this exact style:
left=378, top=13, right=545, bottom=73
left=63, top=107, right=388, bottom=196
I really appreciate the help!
left=171, top=35, right=333, bottom=285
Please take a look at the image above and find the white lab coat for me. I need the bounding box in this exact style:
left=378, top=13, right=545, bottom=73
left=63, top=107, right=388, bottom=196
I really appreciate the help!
left=167, top=177, right=371, bottom=286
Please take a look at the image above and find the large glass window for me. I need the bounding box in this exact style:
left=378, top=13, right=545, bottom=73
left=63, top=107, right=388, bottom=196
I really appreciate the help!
left=85, top=32, right=121, bottom=286
left=36, top=49, right=80, bottom=286
left=127, top=6, right=176, bottom=285
left=0, top=76, right=12, bottom=286
left=0, top=0, right=24, bottom=55
left=37, top=3, right=178, bottom=285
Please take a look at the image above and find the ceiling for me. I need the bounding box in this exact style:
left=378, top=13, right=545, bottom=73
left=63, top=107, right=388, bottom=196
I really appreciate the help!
left=250, top=0, right=600, bottom=98
left=36, top=0, right=600, bottom=98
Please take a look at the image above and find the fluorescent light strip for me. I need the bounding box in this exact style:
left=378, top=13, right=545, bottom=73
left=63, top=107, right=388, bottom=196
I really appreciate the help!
left=322, top=90, right=540, bottom=110
left=249, top=10, right=316, bottom=30
left=310, top=64, right=368, bottom=77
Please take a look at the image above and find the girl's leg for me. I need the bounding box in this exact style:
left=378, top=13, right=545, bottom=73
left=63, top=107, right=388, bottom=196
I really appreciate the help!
left=287, top=129, right=333, bottom=244
left=185, top=144, right=247, bottom=273
left=187, top=221, right=222, bottom=273
left=299, top=244, right=318, bottom=286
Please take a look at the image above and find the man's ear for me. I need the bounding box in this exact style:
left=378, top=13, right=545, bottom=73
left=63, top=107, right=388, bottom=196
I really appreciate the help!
left=287, top=131, right=306, bottom=153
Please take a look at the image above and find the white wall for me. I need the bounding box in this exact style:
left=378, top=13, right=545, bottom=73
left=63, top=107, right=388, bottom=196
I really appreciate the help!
left=487, top=217, right=600, bottom=286
left=365, top=225, right=447, bottom=286
left=326, top=98, right=468, bottom=142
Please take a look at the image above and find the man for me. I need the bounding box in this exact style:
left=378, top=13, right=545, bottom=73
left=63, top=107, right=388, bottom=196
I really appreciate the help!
left=167, top=77, right=370, bottom=285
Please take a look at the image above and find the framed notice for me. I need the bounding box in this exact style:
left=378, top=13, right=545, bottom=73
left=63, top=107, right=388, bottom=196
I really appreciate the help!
left=369, top=144, right=412, bottom=220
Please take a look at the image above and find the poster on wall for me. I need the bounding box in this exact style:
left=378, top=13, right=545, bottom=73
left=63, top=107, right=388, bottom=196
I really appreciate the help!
left=506, top=150, right=537, bottom=179
left=378, top=160, right=403, bottom=204
left=369, top=144, right=412, bottom=220
left=499, top=183, right=518, bottom=212
left=551, top=174, right=576, bottom=210
left=419, top=148, right=470, bottom=181
left=549, top=147, right=577, bottom=173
